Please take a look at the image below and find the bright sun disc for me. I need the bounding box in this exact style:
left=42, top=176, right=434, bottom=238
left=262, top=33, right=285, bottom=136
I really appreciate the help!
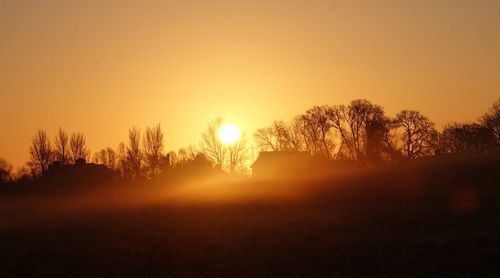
left=218, top=123, right=241, bottom=144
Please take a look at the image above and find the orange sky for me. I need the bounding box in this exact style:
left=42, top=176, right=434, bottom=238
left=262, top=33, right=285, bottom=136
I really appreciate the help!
left=0, top=0, right=498, bottom=167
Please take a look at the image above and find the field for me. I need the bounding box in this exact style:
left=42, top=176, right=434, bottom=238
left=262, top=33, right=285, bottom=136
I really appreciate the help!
left=0, top=156, right=498, bottom=276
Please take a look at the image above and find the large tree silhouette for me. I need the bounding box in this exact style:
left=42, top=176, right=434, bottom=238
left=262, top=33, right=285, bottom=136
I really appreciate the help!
left=29, top=130, right=53, bottom=174
left=324, top=100, right=390, bottom=162
left=289, top=116, right=309, bottom=152
left=440, top=122, right=496, bottom=154
left=116, top=142, right=128, bottom=179
left=70, top=132, right=89, bottom=163
left=254, top=120, right=294, bottom=152
left=301, top=106, right=337, bottom=158
left=228, top=132, right=249, bottom=173
left=395, top=110, right=437, bottom=159
left=253, top=100, right=394, bottom=162
left=201, top=118, right=227, bottom=169
left=127, top=127, right=143, bottom=180
left=143, top=124, right=164, bottom=177
left=54, top=127, right=70, bottom=164
left=344, top=100, right=388, bottom=162
left=93, top=147, right=117, bottom=169
left=325, top=104, right=351, bottom=159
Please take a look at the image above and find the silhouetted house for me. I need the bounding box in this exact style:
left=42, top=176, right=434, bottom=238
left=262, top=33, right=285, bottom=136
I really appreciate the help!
left=45, top=159, right=114, bottom=186
left=251, top=151, right=361, bottom=179
left=251, top=151, right=313, bottom=179
left=75, top=158, right=87, bottom=165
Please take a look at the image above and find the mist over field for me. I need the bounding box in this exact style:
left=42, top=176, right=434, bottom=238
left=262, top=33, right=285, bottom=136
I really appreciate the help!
left=1, top=153, right=497, bottom=276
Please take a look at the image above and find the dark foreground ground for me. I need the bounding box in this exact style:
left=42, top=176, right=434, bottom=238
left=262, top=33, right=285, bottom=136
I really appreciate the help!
left=0, top=156, right=498, bottom=276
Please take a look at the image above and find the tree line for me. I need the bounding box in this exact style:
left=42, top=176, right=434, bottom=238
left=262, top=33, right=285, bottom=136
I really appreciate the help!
left=0, top=99, right=498, bottom=184
left=254, top=99, right=499, bottom=161
left=0, top=120, right=250, bottom=184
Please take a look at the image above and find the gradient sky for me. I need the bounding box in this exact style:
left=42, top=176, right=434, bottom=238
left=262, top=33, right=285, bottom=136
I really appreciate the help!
left=1, top=0, right=498, bottom=167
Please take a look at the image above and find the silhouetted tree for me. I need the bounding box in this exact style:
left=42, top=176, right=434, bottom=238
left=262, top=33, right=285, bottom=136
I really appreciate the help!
left=325, top=104, right=351, bottom=159
left=365, top=114, right=394, bottom=161
left=127, top=127, right=143, bottom=180
left=0, top=158, right=13, bottom=183
left=201, top=118, right=227, bottom=169
left=29, top=130, right=53, bottom=175
left=440, top=122, right=496, bottom=154
left=70, top=132, right=89, bottom=163
left=165, top=151, right=178, bottom=167
left=143, top=124, right=164, bottom=177
left=255, top=100, right=394, bottom=161
left=395, top=110, right=438, bottom=159
left=176, top=148, right=190, bottom=166
left=254, top=120, right=294, bottom=152
left=288, top=116, right=308, bottom=151
left=303, top=105, right=337, bottom=158
left=380, top=119, right=402, bottom=161
left=104, top=147, right=117, bottom=169
left=94, top=147, right=117, bottom=169
left=348, top=100, right=388, bottom=161
left=176, top=146, right=201, bottom=168
left=299, top=112, right=323, bottom=156
left=228, top=132, right=249, bottom=173
left=326, top=100, right=389, bottom=162
left=158, top=151, right=175, bottom=173
left=54, top=127, right=70, bottom=164
left=480, top=100, right=500, bottom=145
left=116, top=142, right=128, bottom=179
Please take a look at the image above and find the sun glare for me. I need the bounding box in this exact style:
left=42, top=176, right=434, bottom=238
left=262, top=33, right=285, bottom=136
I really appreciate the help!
left=218, top=123, right=241, bottom=144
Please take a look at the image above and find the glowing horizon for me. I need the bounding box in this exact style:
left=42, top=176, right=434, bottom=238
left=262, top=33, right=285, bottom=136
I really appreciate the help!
left=0, top=0, right=498, bottom=168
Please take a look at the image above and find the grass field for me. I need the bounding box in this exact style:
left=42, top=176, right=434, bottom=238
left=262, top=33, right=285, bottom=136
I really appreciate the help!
left=0, top=156, right=498, bottom=276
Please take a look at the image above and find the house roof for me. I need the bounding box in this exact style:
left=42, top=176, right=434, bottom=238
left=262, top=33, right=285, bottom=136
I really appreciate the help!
left=251, top=151, right=311, bottom=168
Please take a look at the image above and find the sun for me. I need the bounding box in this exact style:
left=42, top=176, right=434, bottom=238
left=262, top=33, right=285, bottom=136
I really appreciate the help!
left=218, top=123, right=241, bottom=144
